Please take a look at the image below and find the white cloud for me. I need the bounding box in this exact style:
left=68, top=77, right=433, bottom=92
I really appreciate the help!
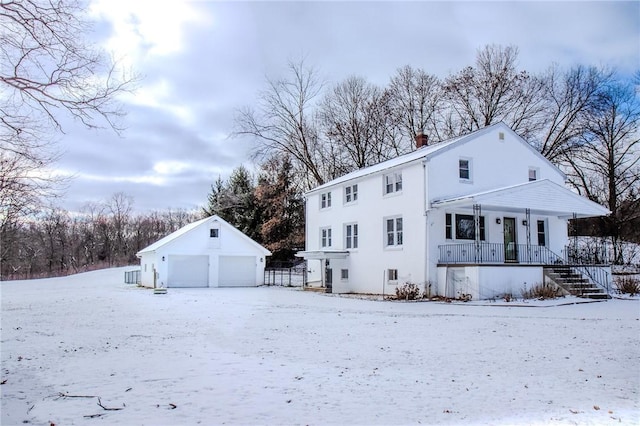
left=153, top=161, right=189, bottom=176
left=89, top=0, right=209, bottom=61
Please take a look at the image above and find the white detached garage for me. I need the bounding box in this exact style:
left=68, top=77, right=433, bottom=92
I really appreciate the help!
left=136, top=215, right=271, bottom=288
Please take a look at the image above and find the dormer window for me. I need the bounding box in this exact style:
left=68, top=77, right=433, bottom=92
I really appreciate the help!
left=320, top=192, right=332, bottom=209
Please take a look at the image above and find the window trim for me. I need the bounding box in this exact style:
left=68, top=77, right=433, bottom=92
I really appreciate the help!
left=383, top=171, right=403, bottom=195
left=445, top=213, right=452, bottom=240
left=344, top=184, right=358, bottom=204
left=385, top=216, right=403, bottom=247
left=320, top=227, right=332, bottom=248
left=451, top=213, right=486, bottom=241
left=320, top=192, right=332, bottom=209
left=459, top=157, right=472, bottom=182
left=537, top=219, right=547, bottom=247
left=341, top=269, right=349, bottom=281
left=345, top=222, right=359, bottom=250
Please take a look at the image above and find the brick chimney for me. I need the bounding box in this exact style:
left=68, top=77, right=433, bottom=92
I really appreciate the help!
left=415, top=131, right=428, bottom=149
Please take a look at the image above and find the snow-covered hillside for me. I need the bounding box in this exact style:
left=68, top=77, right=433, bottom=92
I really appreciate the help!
left=2, top=268, right=638, bottom=425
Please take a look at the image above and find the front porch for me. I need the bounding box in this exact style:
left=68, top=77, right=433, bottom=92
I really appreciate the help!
left=438, top=242, right=611, bottom=299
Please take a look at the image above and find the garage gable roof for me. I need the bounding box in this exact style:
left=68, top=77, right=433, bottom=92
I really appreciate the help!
left=136, top=215, right=271, bottom=256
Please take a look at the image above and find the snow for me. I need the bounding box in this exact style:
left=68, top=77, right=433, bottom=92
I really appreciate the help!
left=2, top=268, right=639, bottom=425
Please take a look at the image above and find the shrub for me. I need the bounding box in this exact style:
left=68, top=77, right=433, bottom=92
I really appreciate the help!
left=522, top=282, right=560, bottom=300
left=395, top=282, right=421, bottom=300
left=614, top=276, right=640, bottom=296
left=457, top=293, right=472, bottom=302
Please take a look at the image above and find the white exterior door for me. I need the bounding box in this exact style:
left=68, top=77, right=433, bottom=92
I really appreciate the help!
left=167, top=255, right=209, bottom=287
left=218, top=256, right=256, bottom=287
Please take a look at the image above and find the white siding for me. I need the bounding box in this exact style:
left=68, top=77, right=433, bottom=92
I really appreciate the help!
left=138, top=217, right=269, bottom=288
left=302, top=124, right=598, bottom=298
left=427, top=126, right=564, bottom=202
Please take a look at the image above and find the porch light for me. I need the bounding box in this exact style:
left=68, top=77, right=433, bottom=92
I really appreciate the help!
left=522, top=220, right=528, bottom=226
left=162, top=256, right=165, bottom=261
left=495, top=218, right=501, bottom=224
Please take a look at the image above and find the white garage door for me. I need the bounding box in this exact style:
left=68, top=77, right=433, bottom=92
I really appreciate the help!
left=218, top=256, right=256, bottom=287
left=167, top=255, right=209, bottom=288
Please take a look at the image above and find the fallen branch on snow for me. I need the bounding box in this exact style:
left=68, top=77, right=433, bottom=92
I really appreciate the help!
left=97, top=397, right=124, bottom=411
left=56, top=392, right=96, bottom=399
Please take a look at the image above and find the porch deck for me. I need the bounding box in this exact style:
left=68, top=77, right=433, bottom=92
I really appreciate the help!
left=439, top=242, right=564, bottom=265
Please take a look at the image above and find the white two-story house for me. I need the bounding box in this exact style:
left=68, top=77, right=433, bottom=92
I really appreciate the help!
left=297, top=122, right=611, bottom=300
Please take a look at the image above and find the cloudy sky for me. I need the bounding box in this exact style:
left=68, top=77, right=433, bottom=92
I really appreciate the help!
left=54, top=0, right=640, bottom=214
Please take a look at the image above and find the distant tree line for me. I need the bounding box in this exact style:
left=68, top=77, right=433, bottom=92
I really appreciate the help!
left=237, top=45, right=639, bottom=263
left=0, top=194, right=199, bottom=280
left=1, top=156, right=306, bottom=279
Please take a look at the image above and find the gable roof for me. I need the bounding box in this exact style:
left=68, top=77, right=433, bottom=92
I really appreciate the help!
left=306, top=122, right=564, bottom=195
left=136, top=215, right=271, bottom=256
left=431, top=179, right=610, bottom=218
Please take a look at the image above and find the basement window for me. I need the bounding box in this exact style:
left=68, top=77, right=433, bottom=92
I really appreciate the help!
left=341, top=269, right=349, bottom=280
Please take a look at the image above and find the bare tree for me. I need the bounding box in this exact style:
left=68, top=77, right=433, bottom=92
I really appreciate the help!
left=0, top=0, right=136, bottom=224
left=235, top=59, right=326, bottom=188
left=442, top=44, right=546, bottom=139
left=564, top=79, right=640, bottom=263
left=107, top=192, right=133, bottom=264
left=387, top=65, right=444, bottom=145
left=535, top=65, right=613, bottom=162
left=320, top=75, right=401, bottom=172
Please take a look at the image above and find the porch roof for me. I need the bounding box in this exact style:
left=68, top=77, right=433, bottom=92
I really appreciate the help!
left=295, top=250, right=350, bottom=260
left=431, top=179, right=610, bottom=218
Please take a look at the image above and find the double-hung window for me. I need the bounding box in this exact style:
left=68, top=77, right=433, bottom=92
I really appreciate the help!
left=459, top=158, right=471, bottom=181
left=345, top=223, right=358, bottom=249
left=385, top=216, right=403, bottom=247
left=537, top=220, right=547, bottom=246
left=345, top=184, right=358, bottom=204
left=321, top=227, right=332, bottom=248
left=384, top=172, right=402, bottom=195
left=320, top=192, right=331, bottom=209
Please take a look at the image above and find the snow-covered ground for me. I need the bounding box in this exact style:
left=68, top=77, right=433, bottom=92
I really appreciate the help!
left=1, top=268, right=638, bottom=425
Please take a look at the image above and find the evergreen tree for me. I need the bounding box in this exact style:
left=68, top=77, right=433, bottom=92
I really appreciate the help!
left=203, top=166, right=262, bottom=242
left=255, top=156, right=305, bottom=261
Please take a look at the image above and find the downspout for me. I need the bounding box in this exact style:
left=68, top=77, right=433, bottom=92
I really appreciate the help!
left=423, top=160, right=430, bottom=296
